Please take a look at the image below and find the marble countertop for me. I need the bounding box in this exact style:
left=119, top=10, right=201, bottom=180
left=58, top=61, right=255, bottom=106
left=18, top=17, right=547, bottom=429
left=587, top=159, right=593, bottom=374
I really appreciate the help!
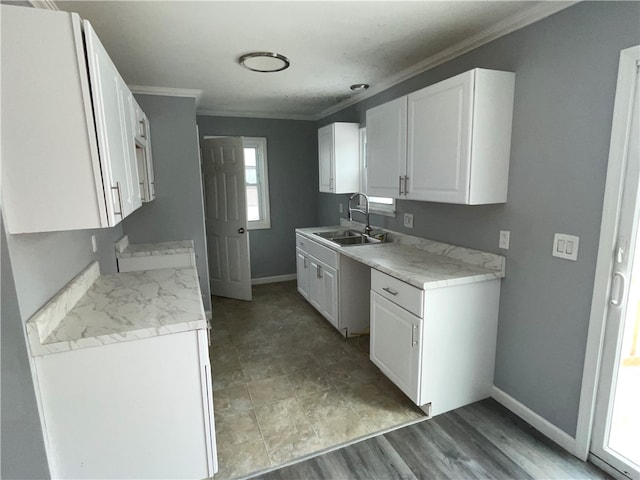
left=26, top=262, right=207, bottom=356
left=296, top=223, right=505, bottom=290
left=115, top=235, right=194, bottom=258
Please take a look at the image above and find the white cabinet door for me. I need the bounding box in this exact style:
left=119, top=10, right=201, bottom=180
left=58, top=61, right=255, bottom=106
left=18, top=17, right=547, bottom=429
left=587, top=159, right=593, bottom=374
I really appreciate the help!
left=370, top=291, right=422, bottom=404
left=366, top=97, right=407, bottom=198
left=119, top=82, right=143, bottom=212
left=308, top=257, right=324, bottom=312
left=296, top=248, right=310, bottom=300
left=320, top=264, right=338, bottom=329
left=318, top=124, right=334, bottom=192
left=84, top=20, right=140, bottom=224
left=407, top=71, right=473, bottom=203
left=132, top=99, right=155, bottom=203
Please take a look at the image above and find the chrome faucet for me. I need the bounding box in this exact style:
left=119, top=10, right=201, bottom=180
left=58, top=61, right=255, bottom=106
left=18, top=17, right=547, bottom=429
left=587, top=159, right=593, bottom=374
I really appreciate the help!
left=348, top=192, right=373, bottom=235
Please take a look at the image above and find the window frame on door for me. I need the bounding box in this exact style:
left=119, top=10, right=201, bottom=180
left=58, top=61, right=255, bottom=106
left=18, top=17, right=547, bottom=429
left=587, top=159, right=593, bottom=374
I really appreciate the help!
left=243, top=137, right=271, bottom=230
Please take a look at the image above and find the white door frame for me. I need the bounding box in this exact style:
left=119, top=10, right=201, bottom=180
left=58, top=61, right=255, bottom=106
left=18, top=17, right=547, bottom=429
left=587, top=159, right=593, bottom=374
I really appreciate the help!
left=574, top=45, right=640, bottom=461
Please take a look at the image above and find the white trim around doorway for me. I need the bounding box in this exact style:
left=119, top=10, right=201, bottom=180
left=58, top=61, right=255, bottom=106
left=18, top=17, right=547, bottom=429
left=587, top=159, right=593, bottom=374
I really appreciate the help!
left=574, top=45, right=640, bottom=462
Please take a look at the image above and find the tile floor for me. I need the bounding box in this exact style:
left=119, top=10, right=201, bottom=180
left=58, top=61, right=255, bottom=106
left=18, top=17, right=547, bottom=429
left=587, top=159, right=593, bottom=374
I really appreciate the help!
left=210, top=281, right=426, bottom=479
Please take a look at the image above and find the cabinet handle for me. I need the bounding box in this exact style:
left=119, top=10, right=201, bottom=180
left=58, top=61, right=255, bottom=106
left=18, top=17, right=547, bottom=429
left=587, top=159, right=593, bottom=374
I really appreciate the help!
left=111, top=182, right=123, bottom=217
left=398, top=176, right=403, bottom=195
left=412, top=324, right=417, bottom=347
left=303, top=257, right=307, bottom=268
left=316, top=264, right=322, bottom=279
left=139, top=120, right=146, bottom=139
left=150, top=181, right=155, bottom=196
left=404, top=176, right=409, bottom=194
left=610, top=272, right=626, bottom=306
left=382, top=286, right=398, bottom=296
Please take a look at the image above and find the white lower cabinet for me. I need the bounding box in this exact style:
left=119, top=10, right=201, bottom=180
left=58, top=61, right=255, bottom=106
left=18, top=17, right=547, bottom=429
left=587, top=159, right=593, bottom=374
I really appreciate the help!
left=296, top=248, right=310, bottom=299
left=296, top=233, right=369, bottom=336
left=370, top=269, right=500, bottom=416
left=309, top=258, right=338, bottom=329
left=370, top=291, right=422, bottom=402
left=34, top=329, right=217, bottom=479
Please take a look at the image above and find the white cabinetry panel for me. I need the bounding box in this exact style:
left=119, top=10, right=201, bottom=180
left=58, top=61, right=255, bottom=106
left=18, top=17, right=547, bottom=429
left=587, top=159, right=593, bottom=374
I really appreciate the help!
left=370, top=291, right=422, bottom=403
left=35, top=329, right=216, bottom=479
left=366, top=97, right=408, bottom=198
left=318, top=123, right=360, bottom=194
left=365, top=68, right=514, bottom=205
left=1, top=6, right=148, bottom=233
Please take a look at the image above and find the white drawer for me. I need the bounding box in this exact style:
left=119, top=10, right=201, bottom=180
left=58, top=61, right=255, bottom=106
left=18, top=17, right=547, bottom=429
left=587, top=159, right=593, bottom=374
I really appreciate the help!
left=296, top=233, right=338, bottom=269
left=371, top=269, right=424, bottom=318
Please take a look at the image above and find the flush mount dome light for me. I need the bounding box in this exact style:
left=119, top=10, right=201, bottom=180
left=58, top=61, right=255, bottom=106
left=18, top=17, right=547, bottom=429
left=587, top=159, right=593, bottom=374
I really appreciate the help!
left=239, top=52, right=290, bottom=73
left=350, top=83, right=369, bottom=92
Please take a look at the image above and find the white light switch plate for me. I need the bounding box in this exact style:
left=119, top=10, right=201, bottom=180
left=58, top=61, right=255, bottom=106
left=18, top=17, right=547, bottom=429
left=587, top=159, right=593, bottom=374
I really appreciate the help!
left=91, top=234, right=97, bottom=253
left=499, top=230, right=510, bottom=250
left=403, top=213, right=414, bottom=228
left=553, top=233, right=579, bottom=261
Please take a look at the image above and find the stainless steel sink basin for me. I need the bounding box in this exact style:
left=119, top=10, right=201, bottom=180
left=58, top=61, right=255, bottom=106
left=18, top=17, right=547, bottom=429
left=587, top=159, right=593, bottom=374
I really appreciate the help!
left=313, top=229, right=361, bottom=239
left=330, top=235, right=383, bottom=246
left=312, top=229, right=388, bottom=247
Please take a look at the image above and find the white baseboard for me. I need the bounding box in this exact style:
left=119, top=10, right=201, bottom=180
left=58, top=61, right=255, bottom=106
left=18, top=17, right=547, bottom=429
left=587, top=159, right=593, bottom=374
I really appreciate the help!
left=492, top=386, right=578, bottom=456
left=251, top=274, right=297, bottom=285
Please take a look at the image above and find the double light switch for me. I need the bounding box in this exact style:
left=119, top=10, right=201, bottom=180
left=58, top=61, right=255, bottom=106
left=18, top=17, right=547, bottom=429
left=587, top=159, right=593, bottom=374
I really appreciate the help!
left=553, top=233, right=579, bottom=261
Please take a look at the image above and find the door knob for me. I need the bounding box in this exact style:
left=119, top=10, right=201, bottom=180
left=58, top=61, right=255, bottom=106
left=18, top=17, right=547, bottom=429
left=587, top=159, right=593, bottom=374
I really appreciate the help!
left=238, top=227, right=246, bottom=234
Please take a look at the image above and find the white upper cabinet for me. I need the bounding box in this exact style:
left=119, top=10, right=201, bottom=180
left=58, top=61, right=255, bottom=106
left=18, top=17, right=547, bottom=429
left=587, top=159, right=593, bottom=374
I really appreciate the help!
left=318, top=122, right=360, bottom=194
left=1, top=6, right=146, bottom=234
left=366, top=68, right=515, bottom=204
left=366, top=97, right=408, bottom=198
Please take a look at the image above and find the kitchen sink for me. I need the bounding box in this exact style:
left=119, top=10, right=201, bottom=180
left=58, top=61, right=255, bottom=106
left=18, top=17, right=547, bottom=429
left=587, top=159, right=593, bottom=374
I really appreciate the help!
left=312, top=229, right=388, bottom=247
left=313, top=229, right=362, bottom=239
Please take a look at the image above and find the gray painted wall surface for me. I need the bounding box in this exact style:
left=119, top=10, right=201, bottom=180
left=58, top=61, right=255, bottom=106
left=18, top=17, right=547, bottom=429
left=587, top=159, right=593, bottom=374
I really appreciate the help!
left=123, top=95, right=211, bottom=311
left=317, top=1, right=640, bottom=436
left=196, top=116, right=318, bottom=279
left=1, top=217, right=50, bottom=480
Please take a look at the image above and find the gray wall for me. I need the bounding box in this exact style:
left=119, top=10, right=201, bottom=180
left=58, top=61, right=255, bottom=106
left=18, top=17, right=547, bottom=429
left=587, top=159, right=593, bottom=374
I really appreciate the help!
left=196, top=116, right=319, bottom=279
left=123, top=95, right=211, bottom=311
left=318, top=1, right=640, bottom=437
left=1, top=216, right=50, bottom=480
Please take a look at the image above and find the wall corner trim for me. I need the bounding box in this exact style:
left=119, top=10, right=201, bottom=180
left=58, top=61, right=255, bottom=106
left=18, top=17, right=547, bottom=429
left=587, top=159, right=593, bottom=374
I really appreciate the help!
left=128, top=86, right=203, bottom=107
left=492, top=386, right=578, bottom=457
left=251, top=274, right=297, bottom=285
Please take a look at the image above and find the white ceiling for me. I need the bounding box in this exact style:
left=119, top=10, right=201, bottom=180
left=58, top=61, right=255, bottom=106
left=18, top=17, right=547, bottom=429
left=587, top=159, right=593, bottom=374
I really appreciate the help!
left=54, top=1, right=573, bottom=120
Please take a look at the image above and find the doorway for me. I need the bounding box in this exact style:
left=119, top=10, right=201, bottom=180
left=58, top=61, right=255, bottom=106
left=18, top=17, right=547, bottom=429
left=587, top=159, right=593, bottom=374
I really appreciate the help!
left=587, top=46, right=640, bottom=480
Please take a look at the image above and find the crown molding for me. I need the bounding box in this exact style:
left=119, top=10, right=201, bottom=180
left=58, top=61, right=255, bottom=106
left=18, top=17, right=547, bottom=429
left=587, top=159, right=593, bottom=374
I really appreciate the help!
left=314, top=0, right=578, bottom=120
left=29, top=0, right=59, bottom=10
left=196, top=109, right=316, bottom=122
left=128, top=86, right=203, bottom=107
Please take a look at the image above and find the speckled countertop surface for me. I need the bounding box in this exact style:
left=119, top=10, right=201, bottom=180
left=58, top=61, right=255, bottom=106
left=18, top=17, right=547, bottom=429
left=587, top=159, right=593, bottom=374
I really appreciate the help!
left=26, top=262, right=207, bottom=356
left=296, top=224, right=504, bottom=290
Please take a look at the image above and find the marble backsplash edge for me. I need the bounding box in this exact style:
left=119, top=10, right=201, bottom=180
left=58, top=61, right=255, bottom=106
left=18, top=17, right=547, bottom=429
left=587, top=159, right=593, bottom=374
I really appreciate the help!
left=339, top=219, right=505, bottom=275
left=114, top=235, right=129, bottom=253
left=26, top=261, right=101, bottom=351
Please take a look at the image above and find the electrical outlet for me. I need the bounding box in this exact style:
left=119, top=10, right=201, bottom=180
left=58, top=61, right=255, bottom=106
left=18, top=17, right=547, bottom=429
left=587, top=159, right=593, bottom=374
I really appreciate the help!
left=403, top=213, right=414, bottom=228
left=499, top=230, right=510, bottom=250
left=91, top=234, right=97, bottom=253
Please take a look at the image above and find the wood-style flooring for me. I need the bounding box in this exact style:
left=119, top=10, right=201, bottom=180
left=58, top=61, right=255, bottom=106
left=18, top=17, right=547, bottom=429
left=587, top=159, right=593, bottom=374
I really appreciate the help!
left=250, top=398, right=611, bottom=480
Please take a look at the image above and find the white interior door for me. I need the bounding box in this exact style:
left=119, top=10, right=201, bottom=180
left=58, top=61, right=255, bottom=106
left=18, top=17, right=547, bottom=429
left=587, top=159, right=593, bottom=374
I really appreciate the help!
left=590, top=55, right=640, bottom=480
left=201, top=138, right=252, bottom=301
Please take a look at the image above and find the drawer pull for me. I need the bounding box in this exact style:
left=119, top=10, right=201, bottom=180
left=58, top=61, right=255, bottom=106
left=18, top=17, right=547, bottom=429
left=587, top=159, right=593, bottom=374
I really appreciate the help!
left=303, top=257, right=307, bottom=268
left=382, top=286, right=398, bottom=296
left=412, top=324, right=417, bottom=346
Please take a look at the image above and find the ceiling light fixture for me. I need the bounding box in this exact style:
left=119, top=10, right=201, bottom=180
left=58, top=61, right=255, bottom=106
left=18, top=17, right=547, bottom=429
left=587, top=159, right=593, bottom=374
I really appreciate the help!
left=239, top=52, right=290, bottom=73
left=350, top=83, right=369, bottom=92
